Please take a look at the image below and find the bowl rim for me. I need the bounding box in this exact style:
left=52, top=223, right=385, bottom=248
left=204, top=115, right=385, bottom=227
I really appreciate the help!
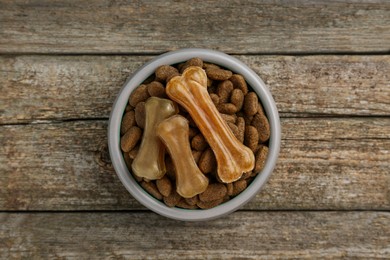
left=108, top=48, right=281, bottom=221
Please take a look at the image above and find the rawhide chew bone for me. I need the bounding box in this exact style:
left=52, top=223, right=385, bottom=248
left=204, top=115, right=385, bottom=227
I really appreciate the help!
left=157, top=115, right=209, bottom=198
left=132, top=97, right=178, bottom=180
left=166, top=66, right=255, bottom=183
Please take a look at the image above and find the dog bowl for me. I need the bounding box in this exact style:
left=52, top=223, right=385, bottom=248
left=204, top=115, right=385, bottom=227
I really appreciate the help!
left=108, top=48, right=281, bottom=221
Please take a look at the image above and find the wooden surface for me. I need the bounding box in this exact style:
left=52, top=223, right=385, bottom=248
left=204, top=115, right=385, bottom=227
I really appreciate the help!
left=1, top=0, right=389, bottom=54
left=1, top=0, right=389, bottom=259
left=1, top=212, right=389, bottom=259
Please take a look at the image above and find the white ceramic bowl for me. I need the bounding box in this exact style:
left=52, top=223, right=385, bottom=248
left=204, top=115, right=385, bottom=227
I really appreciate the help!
left=108, top=48, right=281, bottom=221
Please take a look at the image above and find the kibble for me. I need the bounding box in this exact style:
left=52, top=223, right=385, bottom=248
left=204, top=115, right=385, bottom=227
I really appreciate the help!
left=254, top=145, right=268, bottom=173
left=163, top=190, right=181, bottom=207
left=197, top=198, right=224, bottom=209
left=217, top=80, right=233, bottom=103
left=251, top=113, right=270, bottom=143
left=129, top=84, right=150, bottom=107
left=236, top=117, right=246, bottom=143
left=128, top=145, right=139, bottom=159
left=220, top=113, right=237, bottom=124
left=230, top=74, right=248, bottom=95
left=141, top=181, right=163, bottom=200
left=191, top=134, right=208, bottom=151
left=120, top=126, right=142, bottom=152
left=156, top=176, right=172, bottom=197
left=206, top=68, right=233, bottom=81
left=198, top=148, right=217, bottom=174
left=185, top=195, right=199, bottom=206
left=199, top=183, right=227, bottom=202
left=180, top=57, right=203, bottom=73
left=232, top=179, right=247, bottom=196
left=121, top=110, right=136, bottom=135
left=210, top=93, right=220, bottom=106
left=218, top=103, right=237, bottom=114
left=244, top=125, right=259, bottom=152
left=135, top=102, right=146, bottom=129
left=244, top=92, right=259, bottom=116
left=155, top=65, right=180, bottom=82
left=231, top=88, right=244, bottom=111
left=147, top=81, right=166, bottom=98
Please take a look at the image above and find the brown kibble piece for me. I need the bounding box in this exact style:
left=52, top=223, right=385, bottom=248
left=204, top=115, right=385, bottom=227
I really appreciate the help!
left=128, top=145, right=139, bottom=159
left=147, top=81, right=166, bottom=97
left=141, top=181, right=163, bottom=200
left=220, top=113, right=237, bottom=124
left=226, top=183, right=234, bottom=196
left=243, top=115, right=254, bottom=126
left=227, top=122, right=240, bottom=141
left=223, top=195, right=231, bottom=203
left=155, top=65, right=180, bottom=82
left=241, top=171, right=252, bottom=180
left=177, top=199, right=198, bottom=209
left=129, top=84, right=150, bottom=107
left=231, top=89, right=244, bottom=111
left=163, top=190, right=182, bottom=207
left=203, top=63, right=220, bottom=70
left=192, top=150, right=202, bottom=164
left=123, top=152, right=133, bottom=169
left=245, top=126, right=259, bottom=152
left=210, top=93, right=220, bottom=106
left=236, top=117, right=245, bottom=143
left=230, top=74, right=248, bottom=95
left=218, top=103, right=237, bottom=114
left=206, top=68, right=233, bottom=81
left=120, top=126, right=142, bottom=152
left=254, top=145, right=269, bottom=173
left=156, top=176, right=172, bottom=197
left=185, top=195, right=199, bottom=206
left=121, top=110, right=136, bottom=135
left=232, top=179, right=247, bottom=196
left=180, top=57, right=203, bottom=73
left=197, top=198, right=224, bottom=209
left=251, top=113, right=270, bottom=143
left=191, top=134, right=208, bottom=151
left=244, top=92, right=259, bottom=116
left=125, top=104, right=133, bottom=112
left=199, top=183, right=227, bottom=202
left=198, top=148, right=217, bottom=174
left=135, top=102, right=146, bottom=129
left=217, top=80, right=233, bottom=103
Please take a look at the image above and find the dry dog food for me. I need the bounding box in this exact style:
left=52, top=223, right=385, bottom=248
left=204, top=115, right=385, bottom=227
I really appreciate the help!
left=120, top=58, right=270, bottom=209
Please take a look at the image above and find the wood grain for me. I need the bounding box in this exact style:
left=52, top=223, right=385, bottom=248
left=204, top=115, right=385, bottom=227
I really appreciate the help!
left=0, top=212, right=389, bottom=259
left=1, top=55, right=389, bottom=124
left=1, top=118, right=388, bottom=211
left=0, top=1, right=389, bottom=54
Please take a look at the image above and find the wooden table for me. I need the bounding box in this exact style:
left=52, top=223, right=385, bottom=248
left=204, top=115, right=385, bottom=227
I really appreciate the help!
left=1, top=1, right=389, bottom=258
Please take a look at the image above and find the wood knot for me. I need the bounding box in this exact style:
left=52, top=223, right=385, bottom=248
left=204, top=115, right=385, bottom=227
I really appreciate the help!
left=95, top=141, right=114, bottom=171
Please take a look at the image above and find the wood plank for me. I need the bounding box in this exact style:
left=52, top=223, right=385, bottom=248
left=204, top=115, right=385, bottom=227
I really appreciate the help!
left=1, top=118, right=389, bottom=211
left=1, top=55, right=389, bottom=124
left=0, top=212, right=389, bottom=258
left=0, top=1, right=389, bottom=54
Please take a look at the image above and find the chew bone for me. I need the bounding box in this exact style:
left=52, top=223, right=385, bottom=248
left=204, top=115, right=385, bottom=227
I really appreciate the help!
left=166, top=67, right=255, bottom=183
left=132, top=97, right=178, bottom=180
left=157, top=115, right=209, bottom=198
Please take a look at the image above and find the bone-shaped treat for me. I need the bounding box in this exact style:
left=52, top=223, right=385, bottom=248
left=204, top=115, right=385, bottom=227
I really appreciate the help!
left=132, top=97, right=178, bottom=180
left=166, top=67, right=255, bottom=183
left=157, top=115, right=209, bottom=198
